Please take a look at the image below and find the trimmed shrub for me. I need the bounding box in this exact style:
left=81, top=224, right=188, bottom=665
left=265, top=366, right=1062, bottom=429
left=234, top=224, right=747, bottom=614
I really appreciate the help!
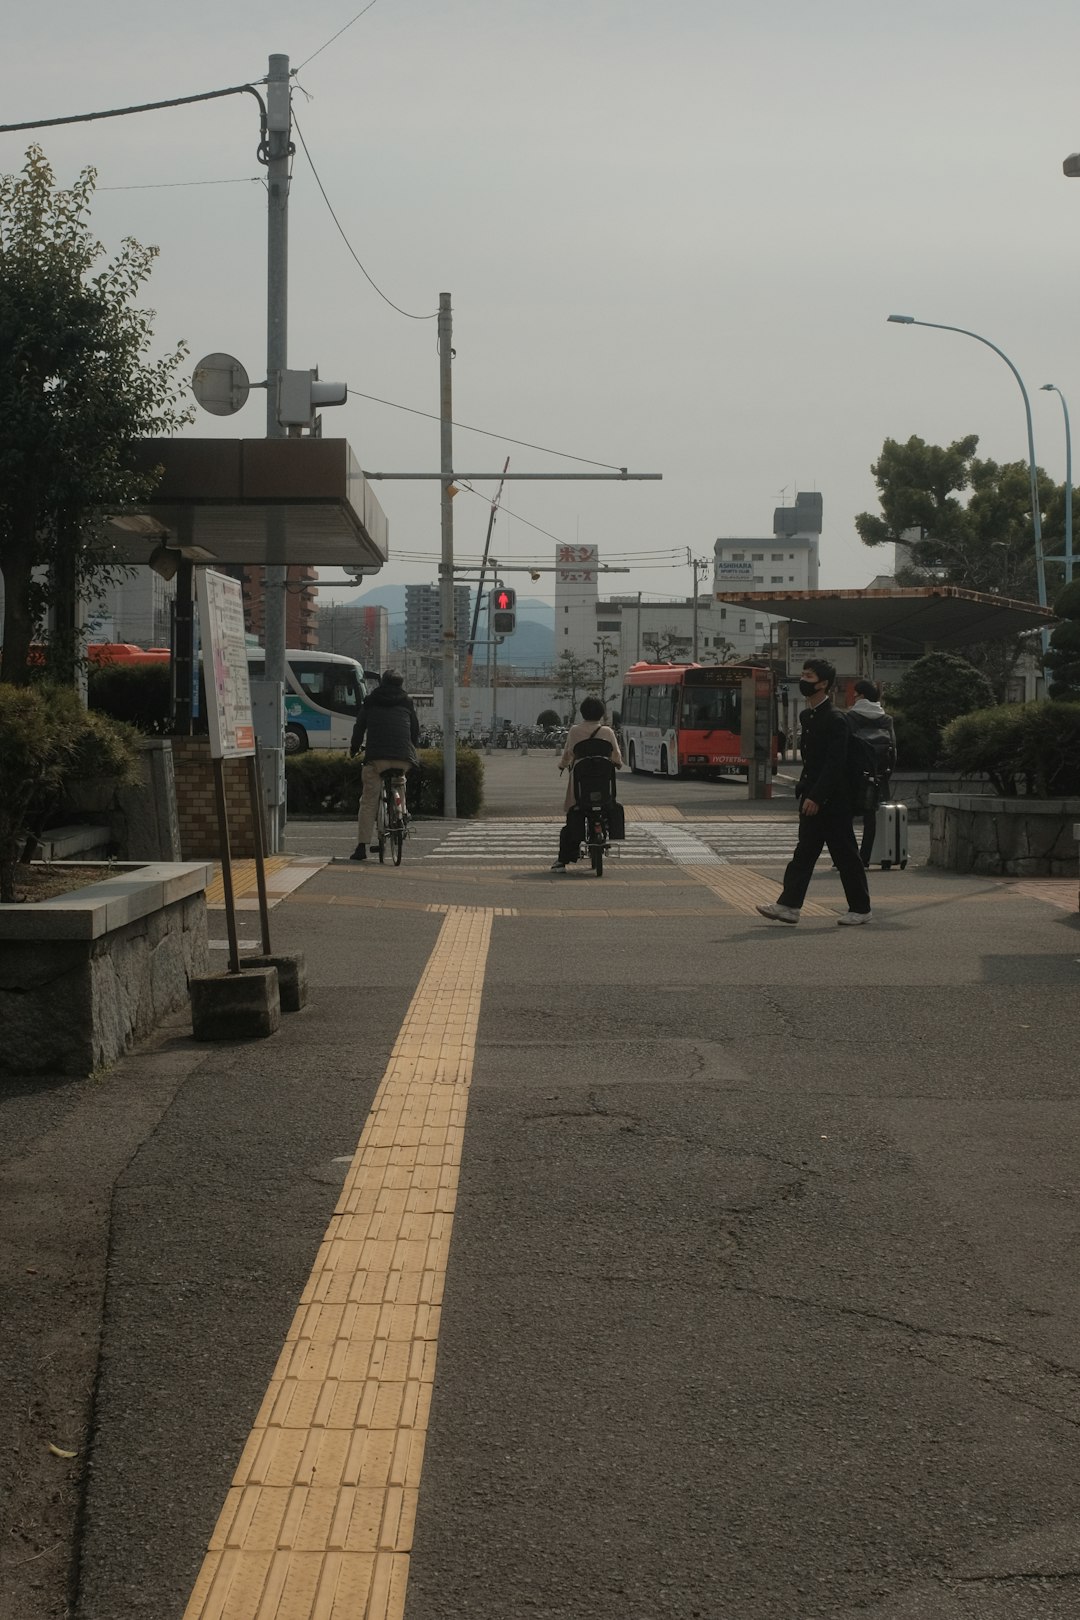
left=887, top=709, right=937, bottom=770
left=537, top=709, right=560, bottom=730
left=0, top=684, right=139, bottom=900
left=285, top=747, right=484, bottom=819
left=89, top=662, right=172, bottom=734
left=941, top=700, right=1080, bottom=797
left=893, top=652, right=996, bottom=756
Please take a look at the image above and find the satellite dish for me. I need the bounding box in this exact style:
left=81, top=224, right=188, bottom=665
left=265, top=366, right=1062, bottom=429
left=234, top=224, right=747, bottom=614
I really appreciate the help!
left=192, top=352, right=251, bottom=416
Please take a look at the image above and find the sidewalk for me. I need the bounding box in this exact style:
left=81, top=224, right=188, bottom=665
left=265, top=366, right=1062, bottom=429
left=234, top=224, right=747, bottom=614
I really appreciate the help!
left=5, top=834, right=1080, bottom=1620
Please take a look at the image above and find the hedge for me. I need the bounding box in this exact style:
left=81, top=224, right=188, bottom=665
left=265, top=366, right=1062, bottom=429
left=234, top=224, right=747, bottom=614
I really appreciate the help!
left=88, top=662, right=172, bottom=734
left=941, top=700, right=1080, bottom=797
left=286, top=748, right=484, bottom=818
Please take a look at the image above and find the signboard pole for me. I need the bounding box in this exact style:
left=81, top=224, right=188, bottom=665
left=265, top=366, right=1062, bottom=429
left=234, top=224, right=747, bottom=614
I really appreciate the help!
left=247, top=753, right=273, bottom=956
left=212, top=758, right=242, bottom=976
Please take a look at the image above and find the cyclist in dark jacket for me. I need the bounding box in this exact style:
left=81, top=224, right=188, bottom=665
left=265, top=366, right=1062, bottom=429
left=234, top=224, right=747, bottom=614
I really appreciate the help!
left=756, top=658, right=872, bottom=926
left=348, top=671, right=420, bottom=861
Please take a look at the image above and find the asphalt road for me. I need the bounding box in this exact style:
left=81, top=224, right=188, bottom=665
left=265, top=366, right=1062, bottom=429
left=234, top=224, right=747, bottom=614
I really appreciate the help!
left=2, top=757, right=1079, bottom=1620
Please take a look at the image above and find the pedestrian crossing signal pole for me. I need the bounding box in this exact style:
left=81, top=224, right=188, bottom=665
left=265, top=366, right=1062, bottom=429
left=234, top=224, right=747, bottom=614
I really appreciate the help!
left=438, top=293, right=457, bottom=818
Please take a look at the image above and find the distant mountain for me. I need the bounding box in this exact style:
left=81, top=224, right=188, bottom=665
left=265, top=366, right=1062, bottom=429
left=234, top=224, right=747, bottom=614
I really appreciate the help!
left=349, top=585, right=554, bottom=665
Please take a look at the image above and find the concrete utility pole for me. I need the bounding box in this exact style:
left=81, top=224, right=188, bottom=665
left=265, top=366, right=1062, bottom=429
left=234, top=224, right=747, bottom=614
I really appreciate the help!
left=438, top=293, right=457, bottom=817
left=263, top=52, right=290, bottom=837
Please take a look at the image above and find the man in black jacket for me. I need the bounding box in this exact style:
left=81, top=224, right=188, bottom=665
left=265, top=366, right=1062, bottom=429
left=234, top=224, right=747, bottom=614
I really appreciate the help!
left=756, top=659, right=872, bottom=926
left=348, top=671, right=420, bottom=861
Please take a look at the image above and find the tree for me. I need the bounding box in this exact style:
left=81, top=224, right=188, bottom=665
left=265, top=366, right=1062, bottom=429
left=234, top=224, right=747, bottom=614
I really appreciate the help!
left=855, top=434, right=1070, bottom=696
left=536, top=708, right=561, bottom=730
left=642, top=625, right=689, bottom=663
left=1045, top=579, right=1080, bottom=700
left=552, top=650, right=597, bottom=719
left=0, top=146, right=191, bottom=684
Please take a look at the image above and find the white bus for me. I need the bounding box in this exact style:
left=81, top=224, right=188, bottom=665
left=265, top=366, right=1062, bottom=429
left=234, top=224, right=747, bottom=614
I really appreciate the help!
left=245, top=648, right=369, bottom=754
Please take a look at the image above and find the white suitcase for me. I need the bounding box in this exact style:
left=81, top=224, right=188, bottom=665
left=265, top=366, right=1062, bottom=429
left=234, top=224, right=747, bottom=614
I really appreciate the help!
left=875, top=802, right=908, bottom=870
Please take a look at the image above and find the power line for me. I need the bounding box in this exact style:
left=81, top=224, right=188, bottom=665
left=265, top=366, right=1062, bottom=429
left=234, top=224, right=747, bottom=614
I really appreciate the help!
left=296, top=0, right=382, bottom=71
left=98, top=176, right=263, bottom=192
left=291, top=109, right=437, bottom=321
left=0, top=81, right=266, bottom=136
left=347, top=387, right=625, bottom=469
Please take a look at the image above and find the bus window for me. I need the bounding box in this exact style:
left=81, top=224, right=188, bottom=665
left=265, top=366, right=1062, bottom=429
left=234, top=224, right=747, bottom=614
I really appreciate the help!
left=289, top=658, right=362, bottom=717
left=645, top=686, right=663, bottom=728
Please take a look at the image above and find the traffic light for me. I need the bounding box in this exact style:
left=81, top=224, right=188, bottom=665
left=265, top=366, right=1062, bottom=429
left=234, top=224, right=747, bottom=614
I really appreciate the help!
left=491, top=585, right=516, bottom=635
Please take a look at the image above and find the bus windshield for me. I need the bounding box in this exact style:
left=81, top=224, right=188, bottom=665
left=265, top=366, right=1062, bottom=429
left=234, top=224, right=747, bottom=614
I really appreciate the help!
left=288, top=655, right=364, bottom=718
left=680, top=683, right=739, bottom=733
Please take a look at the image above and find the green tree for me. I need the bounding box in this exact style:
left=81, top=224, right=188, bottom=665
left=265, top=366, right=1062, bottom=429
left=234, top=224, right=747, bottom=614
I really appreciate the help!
left=1045, top=579, right=1080, bottom=700
left=536, top=708, right=561, bottom=730
left=0, top=146, right=191, bottom=684
left=855, top=434, right=1069, bottom=696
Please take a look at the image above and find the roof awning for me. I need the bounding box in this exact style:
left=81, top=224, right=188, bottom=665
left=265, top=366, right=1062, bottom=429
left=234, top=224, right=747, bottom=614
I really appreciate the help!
left=714, top=586, right=1055, bottom=649
left=103, top=438, right=389, bottom=569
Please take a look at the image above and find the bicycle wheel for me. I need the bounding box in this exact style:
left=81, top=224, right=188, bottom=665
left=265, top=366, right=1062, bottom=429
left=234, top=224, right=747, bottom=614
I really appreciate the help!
left=376, top=790, right=388, bottom=863
left=390, top=809, right=405, bottom=866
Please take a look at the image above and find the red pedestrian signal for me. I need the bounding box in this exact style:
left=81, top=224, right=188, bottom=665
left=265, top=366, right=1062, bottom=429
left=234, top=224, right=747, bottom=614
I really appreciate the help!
left=490, top=585, right=516, bottom=635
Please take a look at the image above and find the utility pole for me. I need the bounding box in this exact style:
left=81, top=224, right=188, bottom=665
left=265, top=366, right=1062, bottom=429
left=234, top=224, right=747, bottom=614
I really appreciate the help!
left=688, top=550, right=709, bottom=662
left=263, top=52, right=290, bottom=843
left=438, top=293, right=457, bottom=817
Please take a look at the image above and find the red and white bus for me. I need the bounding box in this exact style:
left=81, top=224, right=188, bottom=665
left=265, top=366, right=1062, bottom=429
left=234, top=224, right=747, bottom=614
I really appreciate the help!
left=618, top=661, right=778, bottom=779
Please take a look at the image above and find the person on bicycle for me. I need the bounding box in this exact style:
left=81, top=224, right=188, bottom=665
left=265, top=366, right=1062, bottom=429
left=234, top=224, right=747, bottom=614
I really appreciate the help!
left=551, top=696, right=623, bottom=871
left=349, top=670, right=420, bottom=861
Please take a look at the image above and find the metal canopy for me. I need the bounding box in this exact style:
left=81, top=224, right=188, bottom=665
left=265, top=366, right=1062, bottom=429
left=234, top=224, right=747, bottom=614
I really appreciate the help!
left=713, top=586, right=1056, bottom=650
left=103, top=438, right=389, bottom=568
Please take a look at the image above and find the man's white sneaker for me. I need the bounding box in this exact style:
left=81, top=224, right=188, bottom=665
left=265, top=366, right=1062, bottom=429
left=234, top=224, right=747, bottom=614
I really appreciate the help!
left=837, top=910, right=872, bottom=926
left=756, top=902, right=800, bottom=924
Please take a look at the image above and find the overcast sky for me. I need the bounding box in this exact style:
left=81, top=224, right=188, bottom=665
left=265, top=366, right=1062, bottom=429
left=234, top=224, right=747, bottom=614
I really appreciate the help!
left=8, top=0, right=1080, bottom=612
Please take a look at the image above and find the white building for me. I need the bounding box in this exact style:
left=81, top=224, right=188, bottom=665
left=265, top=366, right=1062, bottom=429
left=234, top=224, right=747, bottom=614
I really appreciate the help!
left=713, top=490, right=822, bottom=656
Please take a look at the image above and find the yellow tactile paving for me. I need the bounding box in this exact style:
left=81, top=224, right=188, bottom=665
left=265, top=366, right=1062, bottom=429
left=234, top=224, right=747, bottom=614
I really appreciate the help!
left=182, top=906, right=493, bottom=1620
left=624, top=804, right=683, bottom=822
left=205, top=858, right=292, bottom=907
left=684, top=861, right=832, bottom=918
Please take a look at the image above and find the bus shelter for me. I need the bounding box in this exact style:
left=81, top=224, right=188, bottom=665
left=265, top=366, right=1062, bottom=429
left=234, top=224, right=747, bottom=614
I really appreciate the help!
left=714, top=584, right=1057, bottom=741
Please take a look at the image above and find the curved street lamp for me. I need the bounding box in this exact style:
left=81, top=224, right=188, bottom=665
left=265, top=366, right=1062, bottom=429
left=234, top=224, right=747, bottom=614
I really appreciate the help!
left=1040, top=383, right=1074, bottom=586
left=886, top=315, right=1048, bottom=623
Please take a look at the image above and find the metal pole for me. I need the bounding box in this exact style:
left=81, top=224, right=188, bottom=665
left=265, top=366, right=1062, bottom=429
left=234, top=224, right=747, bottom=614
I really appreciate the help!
left=1041, top=383, right=1073, bottom=586
left=438, top=293, right=457, bottom=817
left=887, top=316, right=1048, bottom=633
left=264, top=52, right=290, bottom=836
left=212, top=758, right=242, bottom=976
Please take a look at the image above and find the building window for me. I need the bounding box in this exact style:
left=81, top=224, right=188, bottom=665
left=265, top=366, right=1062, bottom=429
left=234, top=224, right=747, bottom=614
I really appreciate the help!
left=596, top=620, right=621, bottom=631
left=789, top=553, right=795, bottom=559
left=731, top=552, right=744, bottom=561
left=720, top=608, right=727, bottom=619
left=739, top=618, right=747, bottom=632
left=751, top=552, right=763, bottom=561
left=771, top=575, right=783, bottom=583
left=772, top=552, right=783, bottom=561
left=753, top=576, right=763, bottom=585
left=564, top=606, right=569, bottom=614
left=788, top=575, right=795, bottom=582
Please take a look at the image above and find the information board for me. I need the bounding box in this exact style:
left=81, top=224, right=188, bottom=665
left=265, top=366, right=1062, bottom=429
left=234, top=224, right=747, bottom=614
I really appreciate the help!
left=194, top=569, right=256, bottom=759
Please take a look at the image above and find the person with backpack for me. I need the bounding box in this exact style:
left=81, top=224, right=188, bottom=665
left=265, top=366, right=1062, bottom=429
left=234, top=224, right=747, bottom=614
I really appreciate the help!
left=347, top=670, right=420, bottom=862
left=550, top=696, right=623, bottom=870
left=756, top=658, right=872, bottom=926
left=845, top=680, right=898, bottom=867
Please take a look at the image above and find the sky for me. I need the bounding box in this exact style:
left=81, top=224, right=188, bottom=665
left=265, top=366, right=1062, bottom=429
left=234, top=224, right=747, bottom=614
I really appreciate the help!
left=8, top=0, right=1080, bottom=620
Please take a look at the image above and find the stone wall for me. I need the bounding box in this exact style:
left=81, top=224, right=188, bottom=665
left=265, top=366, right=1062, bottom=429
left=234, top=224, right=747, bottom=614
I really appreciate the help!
left=0, top=863, right=211, bottom=1075
left=890, top=773, right=990, bottom=824
left=929, top=794, right=1080, bottom=879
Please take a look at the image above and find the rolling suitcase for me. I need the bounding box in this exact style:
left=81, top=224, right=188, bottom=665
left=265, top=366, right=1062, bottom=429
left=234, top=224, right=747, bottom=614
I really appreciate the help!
left=875, top=802, right=908, bottom=870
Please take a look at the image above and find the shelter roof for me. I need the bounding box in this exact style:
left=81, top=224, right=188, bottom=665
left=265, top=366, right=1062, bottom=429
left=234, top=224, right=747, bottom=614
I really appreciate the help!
left=714, top=586, right=1054, bottom=650
left=103, top=439, right=388, bottom=570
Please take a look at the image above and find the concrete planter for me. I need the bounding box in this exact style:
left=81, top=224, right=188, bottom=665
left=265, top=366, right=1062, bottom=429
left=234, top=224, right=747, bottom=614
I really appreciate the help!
left=0, top=861, right=212, bottom=1076
left=890, top=772, right=991, bottom=823
left=928, top=794, right=1080, bottom=878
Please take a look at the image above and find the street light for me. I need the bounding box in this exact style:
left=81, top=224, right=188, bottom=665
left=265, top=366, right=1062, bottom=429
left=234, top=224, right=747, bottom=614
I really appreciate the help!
left=886, top=314, right=1048, bottom=624
left=1040, top=383, right=1074, bottom=586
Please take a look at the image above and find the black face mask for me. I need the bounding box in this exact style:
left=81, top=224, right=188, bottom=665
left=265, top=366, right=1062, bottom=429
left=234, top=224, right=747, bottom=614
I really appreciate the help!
left=798, top=679, right=820, bottom=697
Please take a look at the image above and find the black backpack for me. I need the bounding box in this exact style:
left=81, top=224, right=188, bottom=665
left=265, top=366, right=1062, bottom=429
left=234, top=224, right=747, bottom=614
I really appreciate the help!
left=845, top=716, right=895, bottom=812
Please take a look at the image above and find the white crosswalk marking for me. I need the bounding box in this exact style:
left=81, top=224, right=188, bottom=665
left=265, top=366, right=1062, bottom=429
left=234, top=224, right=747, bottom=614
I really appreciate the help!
left=424, top=819, right=797, bottom=865
left=425, top=822, right=664, bottom=863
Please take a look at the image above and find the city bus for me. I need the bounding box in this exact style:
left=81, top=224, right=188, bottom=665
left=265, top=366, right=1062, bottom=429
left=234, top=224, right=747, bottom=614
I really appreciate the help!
left=242, top=648, right=369, bottom=753
left=618, top=661, right=778, bottom=778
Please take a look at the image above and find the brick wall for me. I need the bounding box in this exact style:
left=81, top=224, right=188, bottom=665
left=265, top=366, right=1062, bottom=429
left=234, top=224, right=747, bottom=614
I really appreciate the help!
left=171, top=736, right=260, bottom=859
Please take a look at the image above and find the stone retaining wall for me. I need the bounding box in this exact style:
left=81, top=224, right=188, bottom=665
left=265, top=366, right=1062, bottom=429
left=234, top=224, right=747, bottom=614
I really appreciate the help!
left=928, top=794, right=1080, bottom=878
left=0, top=862, right=211, bottom=1075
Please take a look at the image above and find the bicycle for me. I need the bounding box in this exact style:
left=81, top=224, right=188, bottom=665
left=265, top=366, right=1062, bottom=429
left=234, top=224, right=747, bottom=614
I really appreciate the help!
left=375, top=768, right=409, bottom=866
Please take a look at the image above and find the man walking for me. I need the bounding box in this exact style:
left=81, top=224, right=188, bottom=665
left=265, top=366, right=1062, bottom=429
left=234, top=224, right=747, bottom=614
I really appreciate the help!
left=846, top=679, right=897, bottom=867
left=757, top=658, right=872, bottom=926
left=348, top=670, right=420, bottom=862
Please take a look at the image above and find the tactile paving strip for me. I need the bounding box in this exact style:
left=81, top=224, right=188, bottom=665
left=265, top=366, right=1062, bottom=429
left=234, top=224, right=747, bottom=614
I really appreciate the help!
left=182, top=906, right=493, bottom=1620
